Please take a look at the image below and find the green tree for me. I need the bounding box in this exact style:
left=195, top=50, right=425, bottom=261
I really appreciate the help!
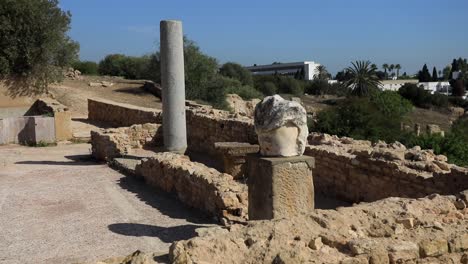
left=72, top=61, right=98, bottom=75
left=389, top=64, right=395, bottom=78
left=382, top=63, right=389, bottom=79
left=345, top=61, right=381, bottom=97
left=395, top=64, right=401, bottom=79
left=0, top=0, right=79, bottom=95
left=183, top=37, right=219, bottom=100
left=418, top=64, right=432, bottom=82
left=316, top=65, right=330, bottom=80
left=432, top=66, right=438, bottom=81
left=219, top=62, right=253, bottom=86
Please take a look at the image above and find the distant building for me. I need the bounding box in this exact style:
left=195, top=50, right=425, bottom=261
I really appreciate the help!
left=379, top=80, right=419, bottom=91
left=418, top=82, right=451, bottom=94
left=244, top=61, right=321, bottom=81
left=379, top=79, right=451, bottom=94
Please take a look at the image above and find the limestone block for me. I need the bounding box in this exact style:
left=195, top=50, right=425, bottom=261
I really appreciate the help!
left=54, top=111, right=72, bottom=141
left=247, top=154, right=315, bottom=220
left=254, top=95, right=308, bottom=157
left=419, top=239, right=448, bottom=257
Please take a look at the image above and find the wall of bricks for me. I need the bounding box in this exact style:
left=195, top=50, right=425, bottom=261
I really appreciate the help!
left=88, top=98, right=162, bottom=127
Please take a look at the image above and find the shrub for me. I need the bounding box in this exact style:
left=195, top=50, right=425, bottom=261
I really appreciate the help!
left=449, top=96, right=468, bottom=108
left=219, top=62, right=253, bottom=86
left=257, top=81, right=278, bottom=96
left=398, top=83, right=448, bottom=109
left=313, top=93, right=412, bottom=142
left=226, top=85, right=263, bottom=100
left=278, top=77, right=304, bottom=96
left=72, top=61, right=98, bottom=75
left=0, top=0, right=79, bottom=94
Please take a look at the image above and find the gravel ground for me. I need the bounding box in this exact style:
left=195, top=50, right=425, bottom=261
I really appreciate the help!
left=0, top=143, right=212, bottom=264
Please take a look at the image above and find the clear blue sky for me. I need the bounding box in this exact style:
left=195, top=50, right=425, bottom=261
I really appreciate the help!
left=60, top=0, right=468, bottom=75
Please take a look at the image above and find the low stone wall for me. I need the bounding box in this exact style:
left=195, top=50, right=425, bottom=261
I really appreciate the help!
left=0, top=116, right=55, bottom=145
left=135, top=152, right=247, bottom=223
left=24, top=98, right=72, bottom=141
left=306, top=133, right=468, bottom=203
left=186, top=107, right=257, bottom=156
left=88, top=98, right=162, bottom=127
left=91, top=123, right=162, bottom=161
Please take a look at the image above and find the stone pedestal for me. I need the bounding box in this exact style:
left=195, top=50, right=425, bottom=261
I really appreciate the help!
left=247, top=155, right=315, bottom=220
left=214, top=142, right=259, bottom=180
left=160, top=20, right=187, bottom=153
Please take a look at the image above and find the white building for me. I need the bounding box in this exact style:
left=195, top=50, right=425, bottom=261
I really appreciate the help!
left=379, top=80, right=419, bottom=91
left=418, top=82, right=451, bottom=94
left=244, top=61, right=321, bottom=81
left=379, top=80, right=451, bottom=94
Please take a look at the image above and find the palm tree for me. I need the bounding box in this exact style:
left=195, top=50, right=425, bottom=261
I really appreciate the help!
left=382, top=63, right=389, bottom=79
left=316, top=65, right=330, bottom=80
left=370, top=64, right=377, bottom=70
left=395, top=64, right=401, bottom=79
left=345, top=60, right=382, bottom=97
left=389, top=64, right=395, bottom=78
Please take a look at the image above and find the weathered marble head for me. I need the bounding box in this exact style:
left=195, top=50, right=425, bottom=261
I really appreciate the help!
left=254, top=95, right=308, bottom=157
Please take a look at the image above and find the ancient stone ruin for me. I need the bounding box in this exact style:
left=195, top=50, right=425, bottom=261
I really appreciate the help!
left=85, top=21, right=468, bottom=263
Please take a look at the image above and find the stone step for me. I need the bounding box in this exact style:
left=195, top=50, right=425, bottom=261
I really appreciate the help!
left=109, top=157, right=142, bottom=176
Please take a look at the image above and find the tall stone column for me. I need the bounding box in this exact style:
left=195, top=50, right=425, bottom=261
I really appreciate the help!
left=160, top=20, right=187, bottom=153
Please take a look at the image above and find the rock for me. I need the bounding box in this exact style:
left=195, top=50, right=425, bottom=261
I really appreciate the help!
left=426, top=124, right=444, bottom=136
left=308, top=237, right=323, bottom=250
left=448, top=233, right=468, bottom=253
left=226, top=94, right=260, bottom=117
left=433, top=160, right=450, bottom=171
left=101, top=81, right=114, bottom=87
left=349, top=239, right=378, bottom=255
left=388, top=241, right=419, bottom=263
left=462, top=254, right=468, bottom=264
left=419, top=239, right=448, bottom=257
left=454, top=198, right=467, bottom=210
left=340, top=257, right=368, bottom=264
left=396, top=218, right=415, bottom=229
left=432, top=221, right=444, bottom=231
left=93, top=250, right=158, bottom=264
left=89, top=82, right=102, bottom=87
left=369, top=246, right=389, bottom=264
left=254, top=95, right=308, bottom=157
left=449, top=106, right=465, bottom=117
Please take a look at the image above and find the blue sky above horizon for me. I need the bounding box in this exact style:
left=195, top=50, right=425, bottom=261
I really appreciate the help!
left=60, top=0, right=468, bottom=75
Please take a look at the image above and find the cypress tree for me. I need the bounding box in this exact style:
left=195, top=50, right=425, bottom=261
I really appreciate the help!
left=432, top=67, right=438, bottom=81
left=418, top=64, right=431, bottom=82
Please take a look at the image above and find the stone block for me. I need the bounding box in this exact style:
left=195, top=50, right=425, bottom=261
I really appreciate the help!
left=54, top=111, right=72, bottom=141
left=214, top=142, right=259, bottom=179
left=419, top=239, right=448, bottom=257
left=247, top=154, right=315, bottom=220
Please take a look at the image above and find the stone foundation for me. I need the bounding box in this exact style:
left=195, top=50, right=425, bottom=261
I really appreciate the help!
left=135, top=152, right=248, bottom=223
left=91, top=123, right=162, bottom=161
left=306, top=133, right=468, bottom=203
left=88, top=98, right=162, bottom=127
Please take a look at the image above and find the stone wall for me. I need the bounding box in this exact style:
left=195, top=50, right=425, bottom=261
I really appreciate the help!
left=0, top=116, right=55, bottom=145
left=91, top=123, right=162, bottom=161
left=306, top=133, right=468, bottom=203
left=24, top=98, right=72, bottom=141
left=88, top=98, right=162, bottom=127
left=135, top=152, right=247, bottom=223
left=186, top=107, right=257, bottom=156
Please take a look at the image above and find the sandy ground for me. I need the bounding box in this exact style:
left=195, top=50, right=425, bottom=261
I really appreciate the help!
left=0, top=143, right=213, bottom=264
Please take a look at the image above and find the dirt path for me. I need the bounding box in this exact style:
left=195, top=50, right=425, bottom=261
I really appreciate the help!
left=0, top=143, right=212, bottom=264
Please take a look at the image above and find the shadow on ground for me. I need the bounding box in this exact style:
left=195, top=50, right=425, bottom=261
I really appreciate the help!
left=108, top=223, right=205, bottom=243
left=118, top=174, right=214, bottom=224
left=15, top=154, right=98, bottom=166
